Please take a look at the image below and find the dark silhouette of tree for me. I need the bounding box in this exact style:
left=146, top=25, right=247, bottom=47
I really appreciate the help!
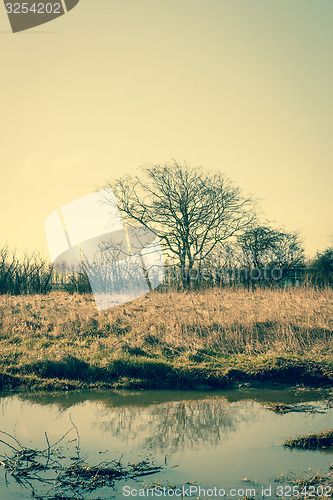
left=105, top=160, right=255, bottom=288
left=309, top=247, right=333, bottom=287
left=236, top=224, right=304, bottom=286
left=0, top=245, right=53, bottom=295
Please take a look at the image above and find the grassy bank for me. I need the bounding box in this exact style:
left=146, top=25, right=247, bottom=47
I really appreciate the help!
left=284, top=429, right=333, bottom=449
left=281, top=429, right=333, bottom=499
left=0, top=287, right=332, bottom=392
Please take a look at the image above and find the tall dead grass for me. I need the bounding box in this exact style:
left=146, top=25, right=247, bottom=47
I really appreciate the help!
left=0, top=287, right=332, bottom=371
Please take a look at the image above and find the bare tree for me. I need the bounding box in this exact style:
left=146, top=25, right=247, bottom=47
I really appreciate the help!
left=308, top=246, right=333, bottom=287
left=236, top=224, right=304, bottom=286
left=105, top=160, right=255, bottom=288
left=0, top=245, right=53, bottom=295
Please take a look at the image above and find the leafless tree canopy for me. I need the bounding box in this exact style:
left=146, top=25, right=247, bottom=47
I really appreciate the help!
left=105, top=160, right=255, bottom=287
left=0, top=245, right=53, bottom=295
left=237, top=225, right=304, bottom=270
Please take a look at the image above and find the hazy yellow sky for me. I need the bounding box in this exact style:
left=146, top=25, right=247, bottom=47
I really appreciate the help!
left=1, top=0, right=332, bottom=258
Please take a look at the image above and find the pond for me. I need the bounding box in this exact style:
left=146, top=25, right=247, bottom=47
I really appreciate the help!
left=0, top=388, right=332, bottom=499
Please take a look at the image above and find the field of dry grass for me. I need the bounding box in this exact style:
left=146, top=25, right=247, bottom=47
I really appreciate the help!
left=0, top=287, right=332, bottom=391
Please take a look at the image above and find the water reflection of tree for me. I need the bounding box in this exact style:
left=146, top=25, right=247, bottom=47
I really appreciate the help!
left=94, top=398, right=247, bottom=454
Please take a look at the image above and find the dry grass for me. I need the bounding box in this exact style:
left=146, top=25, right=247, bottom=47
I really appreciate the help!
left=284, top=429, right=333, bottom=449
left=277, top=465, right=333, bottom=500
left=0, top=287, right=332, bottom=390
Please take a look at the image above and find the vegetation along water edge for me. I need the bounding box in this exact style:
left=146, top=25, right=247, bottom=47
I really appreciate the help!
left=0, top=287, right=332, bottom=393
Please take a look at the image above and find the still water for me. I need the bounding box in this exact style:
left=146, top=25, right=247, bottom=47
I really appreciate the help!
left=0, top=388, right=332, bottom=499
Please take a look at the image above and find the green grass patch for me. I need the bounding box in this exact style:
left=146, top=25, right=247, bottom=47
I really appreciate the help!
left=1, top=353, right=333, bottom=392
